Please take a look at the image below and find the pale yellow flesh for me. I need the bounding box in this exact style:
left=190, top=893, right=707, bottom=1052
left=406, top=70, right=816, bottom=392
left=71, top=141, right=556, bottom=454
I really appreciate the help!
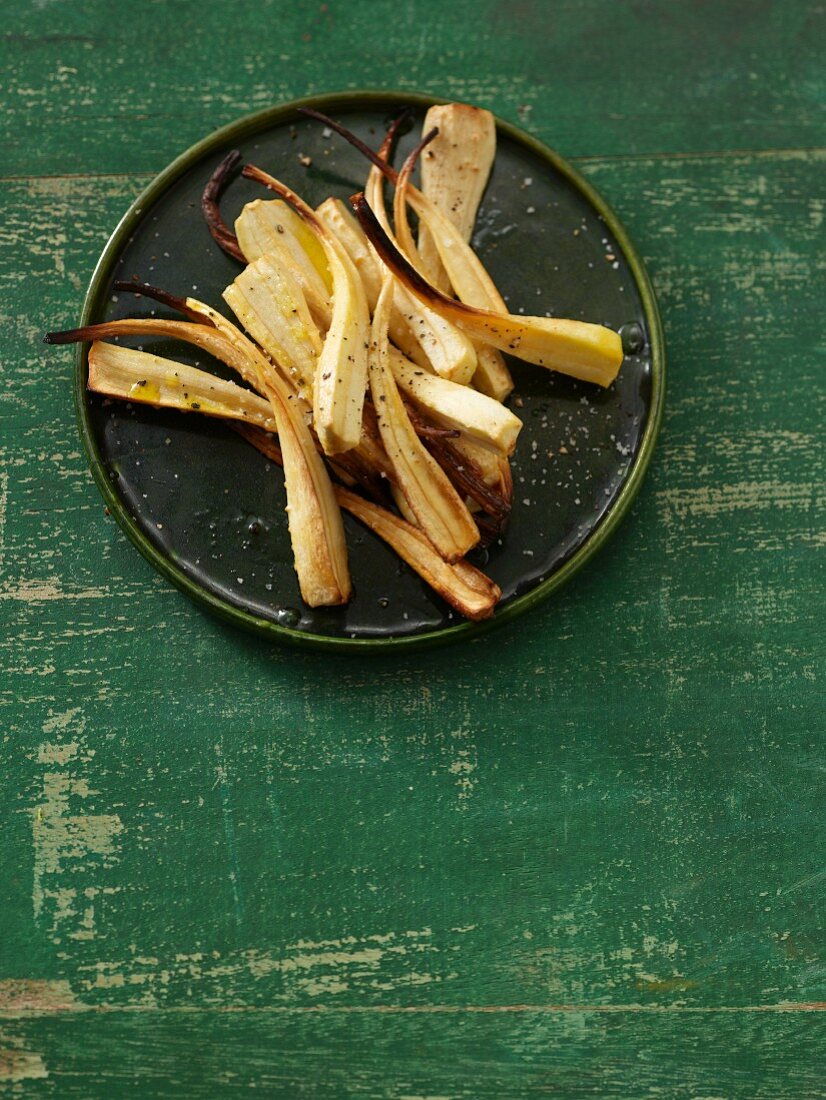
left=472, top=344, right=514, bottom=402
left=235, top=200, right=332, bottom=328
left=223, top=255, right=322, bottom=403
left=418, top=104, right=497, bottom=293
left=84, top=311, right=351, bottom=608
left=87, top=341, right=276, bottom=430
left=310, top=232, right=371, bottom=454
left=392, top=174, right=624, bottom=387
left=369, top=279, right=479, bottom=563
left=316, top=197, right=426, bottom=365
left=387, top=347, right=521, bottom=454
left=366, top=165, right=477, bottom=385
left=336, top=487, right=499, bottom=621
left=450, top=433, right=512, bottom=495
left=265, top=199, right=332, bottom=292
left=240, top=170, right=372, bottom=457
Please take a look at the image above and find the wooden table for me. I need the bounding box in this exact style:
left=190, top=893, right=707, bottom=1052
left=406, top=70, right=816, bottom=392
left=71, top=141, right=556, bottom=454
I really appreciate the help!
left=2, top=1, right=823, bottom=1094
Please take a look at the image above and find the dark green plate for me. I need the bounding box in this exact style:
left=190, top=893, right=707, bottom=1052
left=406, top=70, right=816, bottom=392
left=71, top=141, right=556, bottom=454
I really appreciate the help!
left=75, top=91, right=665, bottom=651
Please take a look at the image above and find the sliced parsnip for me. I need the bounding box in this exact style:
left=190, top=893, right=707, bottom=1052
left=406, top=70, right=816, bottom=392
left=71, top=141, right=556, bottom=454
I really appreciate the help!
left=450, top=433, right=511, bottom=492
left=223, top=255, right=321, bottom=403
left=88, top=340, right=276, bottom=430
left=392, top=135, right=513, bottom=400
left=365, top=162, right=477, bottom=385
left=369, top=279, right=478, bottom=563
left=242, top=166, right=370, bottom=455
left=238, top=425, right=500, bottom=621
left=299, top=107, right=511, bottom=396
left=387, top=346, right=521, bottom=454
left=352, top=194, right=624, bottom=387
left=336, top=487, right=499, bottom=621
left=316, top=197, right=426, bottom=365
left=472, top=344, right=513, bottom=402
left=418, top=103, right=497, bottom=292
left=235, top=199, right=332, bottom=328
left=47, top=301, right=351, bottom=608
left=316, top=197, right=382, bottom=306
left=264, top=199, right=332, bottom=291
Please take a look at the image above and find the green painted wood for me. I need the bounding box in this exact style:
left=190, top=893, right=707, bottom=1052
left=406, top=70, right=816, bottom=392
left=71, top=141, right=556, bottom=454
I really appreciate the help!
left=1, top=0, right=824, bottom=1094
left=1, top=0, right=824, bottom=177
left=1, top=1011, right=825, bottom=1097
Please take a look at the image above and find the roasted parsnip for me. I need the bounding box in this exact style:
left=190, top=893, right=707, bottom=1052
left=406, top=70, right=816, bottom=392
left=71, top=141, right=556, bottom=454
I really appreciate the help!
left=417, top=103, right=497, bottom=293
left=235, top=199, right=333, bottom=328
left=387, top=347, right=521, bottom=454
left=223, top=255, right=322, bottom=403
left=242, top=166, right=371, bottom=455
left=352, top=194, right=624, bottom=387
left=88, top=340, right=276, bottom=430
left=369, top=279, right=479, bottom=562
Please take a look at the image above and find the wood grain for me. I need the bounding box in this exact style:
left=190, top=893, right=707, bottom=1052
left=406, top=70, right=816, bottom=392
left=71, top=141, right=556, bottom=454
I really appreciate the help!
left=1, top=1010, right=825, bottom=1096
left=1, top=0, right=824, bottom=1094
left=1, top=0, right=823, bottom=176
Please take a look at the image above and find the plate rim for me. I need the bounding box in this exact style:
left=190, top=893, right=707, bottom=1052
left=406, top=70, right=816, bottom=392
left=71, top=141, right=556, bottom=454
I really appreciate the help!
left=73, top=89, right=666, bottom=653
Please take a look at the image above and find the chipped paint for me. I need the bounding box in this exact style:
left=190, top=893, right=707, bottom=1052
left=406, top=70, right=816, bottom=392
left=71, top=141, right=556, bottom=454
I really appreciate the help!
left=659, top=479, right=821, bottom=522
left=72, top=929, right=443, bottom=1005
left=0, top=579, right=112, bottom=601
left=0, top=1046, right=48, bottom=1083
left=0, top=981, right=77, bottom=1013
left=31, top=712, right=122, bottom=942
left=0, top=468, right=8, bottom=571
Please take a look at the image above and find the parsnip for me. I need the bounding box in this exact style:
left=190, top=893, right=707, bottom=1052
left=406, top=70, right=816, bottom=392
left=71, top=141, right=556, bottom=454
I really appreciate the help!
left=88, top=341, right=276, bottom=430
left=387, top=347, right=521, bottom=454
left=235, top=199, right=332, bottom=328
left=242, top=165, right=371, bottom=455
left=369, top=278, right=479, bottom=563
left=316, top=197, right=427, bottom=365
left=223, top=255, right=321, bottom=403
left=336, top=487, right=499, bottom=621
left=418, top=103, right=496, bottom=293
left=352, top=194, right=624, bottom=387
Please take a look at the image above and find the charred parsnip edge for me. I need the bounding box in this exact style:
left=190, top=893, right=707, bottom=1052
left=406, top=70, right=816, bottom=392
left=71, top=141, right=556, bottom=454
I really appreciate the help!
left=369, top=278, right=479, bottom=563
left=45, top=293, right=351, bottom=608
left=75, top=337, right=499, bottom=620
left=236, top=426, right=499, bottom=622
left=351, top=193, right=623, bottom=387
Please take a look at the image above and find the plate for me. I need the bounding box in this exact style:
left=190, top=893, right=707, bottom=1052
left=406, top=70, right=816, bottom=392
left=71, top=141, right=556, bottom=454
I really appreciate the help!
left=74, top=91, right=665, bottom=651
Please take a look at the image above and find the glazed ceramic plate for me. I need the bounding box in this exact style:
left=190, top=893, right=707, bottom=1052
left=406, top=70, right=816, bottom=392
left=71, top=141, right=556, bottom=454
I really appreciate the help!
left=74, top=91, right=664, bottom=651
